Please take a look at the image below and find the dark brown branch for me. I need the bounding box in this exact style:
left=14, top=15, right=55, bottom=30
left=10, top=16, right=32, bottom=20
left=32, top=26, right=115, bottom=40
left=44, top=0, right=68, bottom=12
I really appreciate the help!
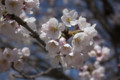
left=12, top=66, right=73, bottom=80
left=102, top=0, right=114, bottom=16
left=7, top=14, right=46, bottom=47
left=6, top=14, right=73, bottom=80
left=12, top=66, right=54, bottom=79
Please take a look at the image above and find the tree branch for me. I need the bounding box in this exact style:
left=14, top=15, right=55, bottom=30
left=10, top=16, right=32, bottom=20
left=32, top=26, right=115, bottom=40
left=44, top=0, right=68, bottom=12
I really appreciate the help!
left=7, top=14, right=46, bottom=47
left=12, top=66, right=73, bottom=80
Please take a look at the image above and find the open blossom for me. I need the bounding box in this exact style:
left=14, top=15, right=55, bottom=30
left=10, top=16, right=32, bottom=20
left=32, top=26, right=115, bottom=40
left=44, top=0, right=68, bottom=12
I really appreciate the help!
left=102, top=47, right=110, bottom=57
left=81, top=41, right=94, bottom=53
left=94, top=45, right=101, bottom=53
left=46, top=40, right=60, bottom=53
left=91, top=66, right=105, bottom=80
left=24, top=0, right=40, bottom=14
left=0, top=21, right=16, bottom=34
left=0, top=58, right=11, bottom=72
left=0, top=51, right=11, bottom=72
left=40, top=32, right=50, bottom=43
left=3, top=48, right=19, bottom=62
left=61, top=8, right=78, bottom=27
left=47, top=53, right=62, bottom=66
left=84, top=24, right=97, bottom=39
left=41, top=18, right=65, bottom=39
left=21, top=47, right=30, bottom=57
left=72, top=32, right=89, bottom=53
left=89, top=45, right=110, bottom=61
left=59, top=37, right=66, bottom=46
left=33, top=0, right=40, bottom=8
left=5, top=0, right=23, bottom=16
left=97, top=47, right=110, bottom=61
left=79, top=61, right=105, bottom=80
left=0, top=21, right=28, bottom=42
left=2, top=48, right=14, bottom=62
left=72, top=24, right=97, bottom=53
left=25, top=0, right=39, bottom=8
left=71, top=16, right=97, bottom=33
left=77, top=16, right=89, bottom=30
left=0, top=47, right=30, bottom=72
left=60, top=43, right=72, bottom=55
left=88, top=50, right=96, bottom=57
left=64, top=52, right=89, bottom=69
left=18, top=47, right=31, bottom=58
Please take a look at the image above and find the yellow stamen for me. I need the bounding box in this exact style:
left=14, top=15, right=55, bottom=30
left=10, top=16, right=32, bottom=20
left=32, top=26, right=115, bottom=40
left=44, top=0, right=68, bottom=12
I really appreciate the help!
left=67, top=17, right=71, bottom=23
left=51, top=42, right=56, bottom=47
left=1, top=23, right=6, bottom=28
left=6, top=53, right=11, bottom=58
left=51, top=27, right=57, bottom=32
left=1, top=59, right=7, bottom=64
left=11, top=22, right=16, bottom=28
left=75, top=38, right=80, bottom=43
left=63, top=46, right=68, bottom=50
left=81, top=23, right=85, bottom=27
left=10, top=1, right=16, bottom=7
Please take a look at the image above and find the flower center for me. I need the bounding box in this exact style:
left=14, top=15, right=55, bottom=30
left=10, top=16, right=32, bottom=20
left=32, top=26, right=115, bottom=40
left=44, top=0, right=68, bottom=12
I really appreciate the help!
left=51, top=42, right=56, bottom=47
left=67, top=17, right=71, bottom=23
left=9, top=1, right=16, bottom=7
left=75, top=38, right=80, bottom=43
left=1, top=59, right=7, bottom=64
left=52, top=27, right=57, bottom=32
left=1, top=23, right=6, bottom=28
left=63, top=46, right=68, bottom=50
left=81, top=22, right=85, bottom=27
left=11, top=22, right=15, bottom=27
left=6, top=53, right=11, bottom=58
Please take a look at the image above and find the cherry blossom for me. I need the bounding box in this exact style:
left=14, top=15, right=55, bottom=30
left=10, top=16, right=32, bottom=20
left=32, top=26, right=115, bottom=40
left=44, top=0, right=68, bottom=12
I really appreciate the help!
left=41, top=18, right=65, bottom=39
left=61, top=8, right=78, bottom=27
left=0, top=1, right=114, bottom=79
left=5, top=0, right=23, bottom=16
left=0, top=47, right=30, bottom=72
left=46, top=40, right=60, bottom=53
left=60, top=43, right=72, bottom=55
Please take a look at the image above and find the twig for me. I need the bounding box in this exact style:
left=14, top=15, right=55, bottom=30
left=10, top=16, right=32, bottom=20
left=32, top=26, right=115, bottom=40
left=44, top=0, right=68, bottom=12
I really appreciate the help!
left=12, top=65, right=73, bottom=80
left=7, top=14, right=46, bottom=47
left=7, top=14, right=73, bottom=80
left=12, top=65, right=55, bottom=79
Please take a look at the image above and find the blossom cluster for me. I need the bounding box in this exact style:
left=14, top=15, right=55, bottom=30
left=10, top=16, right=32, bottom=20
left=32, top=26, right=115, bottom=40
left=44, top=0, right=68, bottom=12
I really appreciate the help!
left=40, top=8, right=97, bottom=69
left=0, top=0, right=39, bottom=42
left=88, top=45, right=110, bottom=61
left=0, top=47, right=30, bottom=72
left=0, top=0, right=112, bottom=79
left=79, top=44, right=110, bottom=80
left=0, top=0, right=40, bottom=17
left=0, top=18, right=36, bottom=43
left=79, top=61, right=105, bottom=80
